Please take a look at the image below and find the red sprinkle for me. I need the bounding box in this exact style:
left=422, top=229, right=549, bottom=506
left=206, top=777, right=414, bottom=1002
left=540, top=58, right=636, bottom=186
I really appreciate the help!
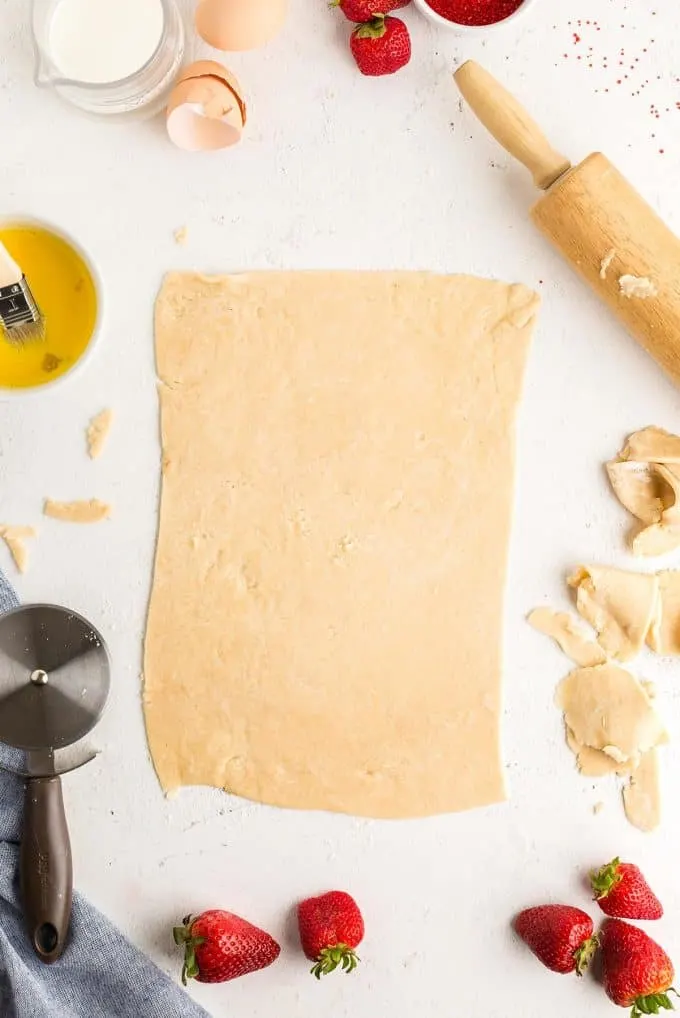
left=425, top=0, right=524, bottom=26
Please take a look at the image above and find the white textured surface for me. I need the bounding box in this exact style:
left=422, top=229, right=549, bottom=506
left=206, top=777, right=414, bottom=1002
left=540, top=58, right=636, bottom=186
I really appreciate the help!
left=1, top=1, right=680, bottom=1015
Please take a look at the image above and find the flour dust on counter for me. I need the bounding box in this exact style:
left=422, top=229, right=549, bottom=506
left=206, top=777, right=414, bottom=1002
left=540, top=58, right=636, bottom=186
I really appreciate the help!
left=145, top=270, right=539, bottom=819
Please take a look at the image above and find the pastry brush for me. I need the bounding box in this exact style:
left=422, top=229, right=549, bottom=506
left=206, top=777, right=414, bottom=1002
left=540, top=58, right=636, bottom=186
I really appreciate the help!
left=0, top=240, right=45, bottom=345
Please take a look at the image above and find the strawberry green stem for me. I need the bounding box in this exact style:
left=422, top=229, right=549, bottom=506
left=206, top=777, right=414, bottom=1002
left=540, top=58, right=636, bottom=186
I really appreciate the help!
left=311, top=944, right=360, bottom=979
left=353, top=15, right=387, bottom=39
left=631, top=989, right=678, bottom=1017
left=574, top=935, right=599, bottom=977
left=172, top=915, right=206, bottom=986
left=591, top=857, right=623, bottom=900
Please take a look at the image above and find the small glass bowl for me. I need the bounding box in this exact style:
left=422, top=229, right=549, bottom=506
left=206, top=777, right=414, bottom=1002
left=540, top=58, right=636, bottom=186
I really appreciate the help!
left=31, top=0, right=185, bottom=120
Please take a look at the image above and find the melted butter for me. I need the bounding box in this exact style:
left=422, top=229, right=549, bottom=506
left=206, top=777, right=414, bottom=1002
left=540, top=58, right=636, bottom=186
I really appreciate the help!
left=0, top=225, right=97, bottom=390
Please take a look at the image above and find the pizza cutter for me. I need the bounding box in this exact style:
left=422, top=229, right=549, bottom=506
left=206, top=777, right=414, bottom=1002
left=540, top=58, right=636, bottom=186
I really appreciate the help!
left=0, top=604, right=110, bottom=963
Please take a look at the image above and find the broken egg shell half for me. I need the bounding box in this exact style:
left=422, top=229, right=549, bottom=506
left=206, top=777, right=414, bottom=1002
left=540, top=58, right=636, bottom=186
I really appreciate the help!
left=196, top=0, right=287, bottom=52
left=166, top=62, right=246, bottom=152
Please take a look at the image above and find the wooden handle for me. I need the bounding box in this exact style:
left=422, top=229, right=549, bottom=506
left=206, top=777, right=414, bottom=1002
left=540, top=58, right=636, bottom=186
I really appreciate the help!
left=532, top=152, right=680, bottom=390
left=454, top=61, right=571, bottom=191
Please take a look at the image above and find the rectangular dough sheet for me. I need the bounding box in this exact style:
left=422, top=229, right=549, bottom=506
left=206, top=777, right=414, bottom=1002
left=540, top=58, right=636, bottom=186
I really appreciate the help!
left=144, top=271, right=539, bottom=818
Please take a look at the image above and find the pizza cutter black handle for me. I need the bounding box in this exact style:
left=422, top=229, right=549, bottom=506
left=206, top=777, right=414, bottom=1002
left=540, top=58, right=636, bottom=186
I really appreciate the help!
left=20, top=776, right=73, bottom=963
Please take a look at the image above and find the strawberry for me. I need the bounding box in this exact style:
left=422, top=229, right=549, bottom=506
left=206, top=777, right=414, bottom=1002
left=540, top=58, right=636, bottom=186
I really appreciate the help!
left=591, top=858, right=663, bottom=921
left=350, top=16, right=411, bottom=77
left=297, top=891, right=364, bottom=978
left=331, top=0, right=410, bottom=21
left=514, top=905, right=598, bottom=976
left=173, top=910, right=280, bottom=984
left=601, top=918, right=676, bottom=1017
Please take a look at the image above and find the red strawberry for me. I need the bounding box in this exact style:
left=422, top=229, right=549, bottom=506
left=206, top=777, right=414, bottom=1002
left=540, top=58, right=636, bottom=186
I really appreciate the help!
left=331, top=0, right=410, bottom=21
left=591, top=858, right=663, bottom=921
left=350, top=16, right=411, bottom=77
left=514, top=905, right=598, bottom=976
left=297, top=891, right=364, bottom=978
left=601, top=918, right=676, bottom=1016
left=173, top=910, right=280, bottom=984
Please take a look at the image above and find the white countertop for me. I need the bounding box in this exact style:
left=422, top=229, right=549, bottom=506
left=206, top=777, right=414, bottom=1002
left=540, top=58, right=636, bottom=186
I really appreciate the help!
left=2, top=1, right=680, bottom=1014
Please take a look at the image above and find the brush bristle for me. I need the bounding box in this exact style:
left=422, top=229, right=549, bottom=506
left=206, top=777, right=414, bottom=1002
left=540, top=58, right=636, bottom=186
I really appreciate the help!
left=1, top=316, right=47, bottom=346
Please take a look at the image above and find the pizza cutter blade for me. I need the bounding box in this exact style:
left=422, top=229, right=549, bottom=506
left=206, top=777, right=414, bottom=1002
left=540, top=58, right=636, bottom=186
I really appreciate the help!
left=0, top=604, right=110, bottom=963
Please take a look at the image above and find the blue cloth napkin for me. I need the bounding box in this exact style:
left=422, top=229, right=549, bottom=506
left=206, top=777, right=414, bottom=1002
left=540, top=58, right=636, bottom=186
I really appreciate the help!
left=0, top=570, right=211, bottom=1018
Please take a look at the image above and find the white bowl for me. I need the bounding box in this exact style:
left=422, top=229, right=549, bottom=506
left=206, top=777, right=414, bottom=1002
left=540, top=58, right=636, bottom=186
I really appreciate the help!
left=0, top=216, right=104, bottom=400
left=413, top=0, right=536, bottom=34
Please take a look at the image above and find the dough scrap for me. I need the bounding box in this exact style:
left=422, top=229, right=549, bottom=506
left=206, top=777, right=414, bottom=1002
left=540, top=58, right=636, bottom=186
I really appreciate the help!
left=619, top=275, right=658, bottom=299
left=557, top=664, right=666, bottom=771
left=86, top=409, right=113, bottom=459
left=632, top=521, right=680, bottom=558
left=608, top=431, right=680, bottom=557
left=565, top=725, right=634, bottom=777
left=606, top=461, right=673, bottom=526
left=527, top=607, right=606, bottom=667
left=144, top=270, right=539, bottom=818
left=0, top=525, right=36, bottom=574
left=620, top=427, right=680, bottom=464
left=631, top=464, right=680, bottom=558
left=568, top=565, right=659, bottom=662
left=647, top=570, right=680, bottom=654
left=622, top=750, right=660, bottom=833
left=43, top=499, right=111, bottom=523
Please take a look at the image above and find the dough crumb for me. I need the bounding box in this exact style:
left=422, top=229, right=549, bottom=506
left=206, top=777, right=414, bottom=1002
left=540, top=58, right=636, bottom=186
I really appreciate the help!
left=173, top=226, right=188, bottom=246
left=44, top=499, right=111, bottom=523
left=86, top=408, right=113, bottom=459
left=527, top=607, right=606, bottom=667
left=593, top=801, right=605, bottom=815
left=0, top=525, right=36, bottom=574
left=622, top=750, right=660, bottom=832
left=600, top=248, right=616, bottom=280
left=619, top=274, right=658, bottom=299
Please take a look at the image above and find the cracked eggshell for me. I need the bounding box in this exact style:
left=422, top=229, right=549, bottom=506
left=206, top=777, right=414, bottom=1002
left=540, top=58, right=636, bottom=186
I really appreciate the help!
left=166, top=61, right=246, bottom=152
left=196, top=0, right=287, bottom=52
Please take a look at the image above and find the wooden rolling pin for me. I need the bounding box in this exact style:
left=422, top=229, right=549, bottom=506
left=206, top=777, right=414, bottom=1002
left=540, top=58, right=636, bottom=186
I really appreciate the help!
left=455, top=60, right=680, bottom=388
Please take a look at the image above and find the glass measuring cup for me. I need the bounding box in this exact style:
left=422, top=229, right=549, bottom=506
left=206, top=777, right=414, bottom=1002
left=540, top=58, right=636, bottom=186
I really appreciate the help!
left=31, top=0, right=185, bottom=120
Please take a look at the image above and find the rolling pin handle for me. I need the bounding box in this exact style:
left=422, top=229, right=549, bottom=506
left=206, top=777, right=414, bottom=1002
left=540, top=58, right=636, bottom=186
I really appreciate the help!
left=454, top=60, right=572, bottom=191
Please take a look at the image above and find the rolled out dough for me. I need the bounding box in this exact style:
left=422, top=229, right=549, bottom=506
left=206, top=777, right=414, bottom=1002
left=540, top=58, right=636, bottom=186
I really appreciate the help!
left=144, top=271, right=539, bottom=818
